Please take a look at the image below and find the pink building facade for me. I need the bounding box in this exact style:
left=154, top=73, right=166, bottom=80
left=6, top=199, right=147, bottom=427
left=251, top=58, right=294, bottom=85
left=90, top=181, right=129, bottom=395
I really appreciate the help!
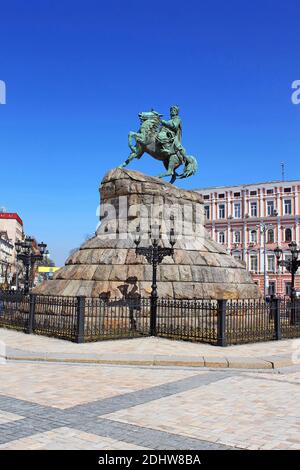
left=0, top=211, right=24, bottom=284
left=196, top=180, right=300, bottom=297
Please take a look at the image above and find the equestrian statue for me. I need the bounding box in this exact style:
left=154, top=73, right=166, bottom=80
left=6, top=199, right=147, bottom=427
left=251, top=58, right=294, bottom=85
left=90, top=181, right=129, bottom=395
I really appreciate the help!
left=119, top=105, right=198, bottom=184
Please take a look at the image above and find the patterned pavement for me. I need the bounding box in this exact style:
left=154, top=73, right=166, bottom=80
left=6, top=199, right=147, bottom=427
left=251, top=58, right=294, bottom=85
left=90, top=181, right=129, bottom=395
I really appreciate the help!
left=2, top=329, right=300, bottom=369
left=1, top=358, right=300, bottom=449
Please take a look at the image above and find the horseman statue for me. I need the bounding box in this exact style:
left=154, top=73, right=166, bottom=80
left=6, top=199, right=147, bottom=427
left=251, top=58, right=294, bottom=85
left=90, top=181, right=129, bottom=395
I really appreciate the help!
left=119, top=105, right=198, bottom=184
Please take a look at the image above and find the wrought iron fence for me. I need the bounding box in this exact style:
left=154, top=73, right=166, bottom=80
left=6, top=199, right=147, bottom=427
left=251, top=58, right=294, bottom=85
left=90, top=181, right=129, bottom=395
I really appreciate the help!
left=225, top=299, right=275, bottom=345
left=84, top=297, right=151, bottom=341
left=156, top=298, right=219, bottom=344
left=33, top=295, right=78, bottom=341
left=0, top=291, right=300, bottom=345
left=279, top=298, right=300, bottom=339
left=0, top=291, right=30, bottom=331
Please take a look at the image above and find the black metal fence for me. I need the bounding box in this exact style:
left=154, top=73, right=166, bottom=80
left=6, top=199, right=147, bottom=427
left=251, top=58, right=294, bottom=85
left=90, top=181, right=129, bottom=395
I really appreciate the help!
left=0, top=291, right=300, bottom=345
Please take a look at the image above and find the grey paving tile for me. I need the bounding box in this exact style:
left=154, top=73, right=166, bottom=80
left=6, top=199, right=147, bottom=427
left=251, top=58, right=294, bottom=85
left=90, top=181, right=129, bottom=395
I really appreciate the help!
left=68, top=372, right=232, bottom=418
left=77, top=418, right=236, bottom=450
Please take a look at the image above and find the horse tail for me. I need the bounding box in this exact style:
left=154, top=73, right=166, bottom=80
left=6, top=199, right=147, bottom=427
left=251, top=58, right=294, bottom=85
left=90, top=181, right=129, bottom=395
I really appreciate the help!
left=177, top=155, right=198, bottom=179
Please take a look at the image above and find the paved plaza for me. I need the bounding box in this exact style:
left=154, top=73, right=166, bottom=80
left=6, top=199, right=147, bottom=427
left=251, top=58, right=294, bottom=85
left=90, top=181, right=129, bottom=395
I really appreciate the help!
left=1, top=329, right=300, bottom=450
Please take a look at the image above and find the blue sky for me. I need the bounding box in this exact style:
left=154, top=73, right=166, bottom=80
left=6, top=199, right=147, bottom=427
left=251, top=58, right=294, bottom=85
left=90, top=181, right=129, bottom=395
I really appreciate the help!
left=0, top=0, right=299, bottom=265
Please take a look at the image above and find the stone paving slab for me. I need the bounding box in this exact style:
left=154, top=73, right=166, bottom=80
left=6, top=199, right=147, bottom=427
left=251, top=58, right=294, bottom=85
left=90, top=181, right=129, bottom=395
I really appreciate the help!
left=0, top=362, right=199, bottom=409
left=259, top=354, right=294, bottom=369
left=102, top=372, right=300, bottom=450
left=0, top=411, right=24, bottom=425
left=0, top=366, right=237, bottom=450
left=0, top=328, right=299, bottom=356
left=1, top=328, right=300, bottom=369
left=1, top=357, right=300, bottom=449
left=1, top=346, right=296, bottom=369
left=0, top=427, right=150, bottom=450
left=226, top=356, right=273, bottom=369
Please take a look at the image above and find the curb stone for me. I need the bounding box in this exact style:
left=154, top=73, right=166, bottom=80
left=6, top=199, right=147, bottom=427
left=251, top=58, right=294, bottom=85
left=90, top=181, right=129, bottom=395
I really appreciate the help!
left=2, top=349, right=294, bottom=369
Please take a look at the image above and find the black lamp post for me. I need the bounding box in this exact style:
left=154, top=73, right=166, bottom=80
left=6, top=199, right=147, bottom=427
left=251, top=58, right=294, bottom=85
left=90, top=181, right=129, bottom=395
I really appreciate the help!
left=274, top=242, right=300, bottom=302
left=15, top=237, right=48, bottom=294
left=134, top=224, right=176, bottom=336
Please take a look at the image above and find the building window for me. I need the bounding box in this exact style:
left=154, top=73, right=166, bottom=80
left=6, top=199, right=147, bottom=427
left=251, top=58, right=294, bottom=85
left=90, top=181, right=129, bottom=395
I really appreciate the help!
left=267, top=255, right=275, bottom=272
left=267, top=229, right=274, bottom=243
left=250, top=190, right=257, bottom=196
left=234, top=192, right=240, bottom=197
left=234, top=231, right=241, bottom=244
left=218, top=231, right=225, bottom=244
left=204, top=205, right=210, bottom=220
left=267, top=189, right=274, bottom=195
left=250, top=201, right=257, bottom=217
left=203, top=195, right=210, bottom=200
left=284, top=187, right=291, bottom=193
left=218, top=193, right=225, bottom=199
left=285, top=282, right=292, bottom=296
left=267, top=200, right=274, bottom=216
left=268, top=281, right=276, bottom=296
left=250, top=255, right=258, bottom=272
left=284, top=199, right=292, bottom=215
left=285, top=228, right=292, bottom=242
left=234, top=203, right=241, bottom=219
left=250, top=230, right=257, bottom=244
left=218, top=204, right=225, bottom=219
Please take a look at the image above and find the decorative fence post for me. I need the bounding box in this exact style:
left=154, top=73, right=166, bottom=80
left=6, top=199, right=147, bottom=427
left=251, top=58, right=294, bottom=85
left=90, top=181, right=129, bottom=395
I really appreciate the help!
left=150, top=295, right=157, bottom=337
left=27, top=294, right=36, bottom=334
left=76, top=296, right=86, bottom=343
left=217, top=299, right=227, bottom=347
left=272, top=298, right=282, bottom=341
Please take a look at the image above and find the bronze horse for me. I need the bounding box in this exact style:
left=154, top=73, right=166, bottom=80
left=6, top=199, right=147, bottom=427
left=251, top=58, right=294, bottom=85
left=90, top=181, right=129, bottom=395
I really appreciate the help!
left=119, top=110, right=197, bottom=184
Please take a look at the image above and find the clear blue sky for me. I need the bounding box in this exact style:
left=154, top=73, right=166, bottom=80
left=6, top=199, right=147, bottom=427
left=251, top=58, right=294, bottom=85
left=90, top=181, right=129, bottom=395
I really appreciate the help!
left=0, top=0, right=299, bottom=265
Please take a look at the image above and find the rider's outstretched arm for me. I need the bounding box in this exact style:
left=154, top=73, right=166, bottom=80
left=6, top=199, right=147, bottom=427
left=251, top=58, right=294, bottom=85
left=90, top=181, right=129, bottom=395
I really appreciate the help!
left=161, top=117, right=181, bottom=133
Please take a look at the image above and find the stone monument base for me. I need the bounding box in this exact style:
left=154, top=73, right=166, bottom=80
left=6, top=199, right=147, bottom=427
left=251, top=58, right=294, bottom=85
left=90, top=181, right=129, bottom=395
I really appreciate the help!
left=34, top=169, right=261, bottom=299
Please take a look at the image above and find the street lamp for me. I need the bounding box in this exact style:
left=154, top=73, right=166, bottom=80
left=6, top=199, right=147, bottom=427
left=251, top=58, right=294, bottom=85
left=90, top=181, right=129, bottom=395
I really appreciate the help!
left=274, top=242, right=300, bottom=303
left=257, top=222, right=273, bottom=299
left=15, top=237, right=48, bottom=294
left=134, top=224, right=176, bottom=336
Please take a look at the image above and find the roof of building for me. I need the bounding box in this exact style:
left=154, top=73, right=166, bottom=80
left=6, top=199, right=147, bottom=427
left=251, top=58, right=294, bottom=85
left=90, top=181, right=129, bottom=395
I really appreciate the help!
left=194, top=179, right=300, bottom=192
left=0, top=212, right=23, bottom=226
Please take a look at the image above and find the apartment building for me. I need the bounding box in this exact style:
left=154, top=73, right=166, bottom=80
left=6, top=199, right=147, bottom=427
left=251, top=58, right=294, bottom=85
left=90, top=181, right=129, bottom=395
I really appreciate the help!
left=0, top=211, right=24, bottom=283
left=196, top=180, right=300, bottom=297
left=0, top=231, right=14, bottom=286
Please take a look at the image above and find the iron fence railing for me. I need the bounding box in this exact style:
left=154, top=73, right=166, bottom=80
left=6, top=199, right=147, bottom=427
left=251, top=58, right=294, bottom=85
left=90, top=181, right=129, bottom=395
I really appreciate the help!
left=33, top=295, right=78, bottom=341
left=225, top=299, right=275, bottom=345
left=279, top=298, right=300, bottom=339
left=0, top=291, right=300, bottom=345
left=0, top=291, right=30, bottom=331
left=156, top=298, right=219, bottom=344
left=84, top=297, right=151, bottom=341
